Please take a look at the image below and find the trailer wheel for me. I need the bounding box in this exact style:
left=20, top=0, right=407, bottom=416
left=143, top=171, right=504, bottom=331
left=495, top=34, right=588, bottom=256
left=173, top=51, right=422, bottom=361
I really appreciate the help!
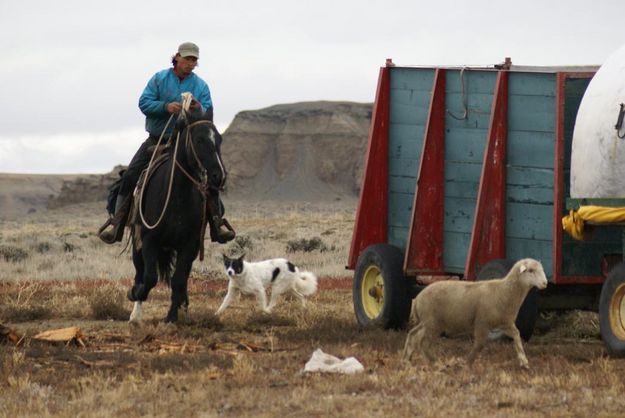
left=353, top=244, right=411, bottom=329
left=599, top=262, right=625, bottom=357
left=477, top=259, right=538, bottom=342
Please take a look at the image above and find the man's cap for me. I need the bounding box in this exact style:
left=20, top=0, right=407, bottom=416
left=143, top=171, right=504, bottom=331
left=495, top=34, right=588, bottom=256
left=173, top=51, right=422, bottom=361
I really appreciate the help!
left=178, top=42, right=199, bottom=58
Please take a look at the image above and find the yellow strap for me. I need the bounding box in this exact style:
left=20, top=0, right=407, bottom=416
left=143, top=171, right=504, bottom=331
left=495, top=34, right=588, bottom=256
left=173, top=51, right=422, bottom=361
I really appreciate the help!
left=576, top=205, right=625, bottom=223
left=562, top=209, right=588, bottom=240
left=562, top=205, right=625, bottom=241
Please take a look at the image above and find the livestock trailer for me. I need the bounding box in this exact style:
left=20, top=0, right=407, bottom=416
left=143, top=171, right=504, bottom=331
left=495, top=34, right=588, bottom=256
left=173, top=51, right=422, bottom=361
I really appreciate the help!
left=348, top=58, right=625, bottom=356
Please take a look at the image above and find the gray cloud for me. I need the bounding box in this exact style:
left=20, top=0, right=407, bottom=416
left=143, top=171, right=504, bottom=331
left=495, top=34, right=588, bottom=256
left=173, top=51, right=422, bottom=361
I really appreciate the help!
left=0, top=0, right=623, bottom=173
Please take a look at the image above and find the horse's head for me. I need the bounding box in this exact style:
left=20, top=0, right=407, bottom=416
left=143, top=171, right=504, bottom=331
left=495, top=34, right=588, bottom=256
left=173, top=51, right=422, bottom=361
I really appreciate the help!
left=175, top=110, right=226, bottom=191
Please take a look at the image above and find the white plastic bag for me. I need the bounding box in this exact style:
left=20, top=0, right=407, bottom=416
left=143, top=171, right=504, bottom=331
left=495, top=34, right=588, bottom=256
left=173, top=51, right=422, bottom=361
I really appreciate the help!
left=303, top=348, right=364, bottom=374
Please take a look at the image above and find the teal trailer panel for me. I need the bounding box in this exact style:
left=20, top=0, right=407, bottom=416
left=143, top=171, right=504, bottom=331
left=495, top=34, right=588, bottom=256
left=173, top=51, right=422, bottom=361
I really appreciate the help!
left=352, top=63, right=609, bottom=284
left=387, top=68, right=435, bottom=249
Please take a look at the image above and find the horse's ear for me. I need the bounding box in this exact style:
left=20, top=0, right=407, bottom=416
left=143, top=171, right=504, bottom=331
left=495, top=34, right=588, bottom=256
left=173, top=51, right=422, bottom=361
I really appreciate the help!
left=205, top=107, right=214, bottom=122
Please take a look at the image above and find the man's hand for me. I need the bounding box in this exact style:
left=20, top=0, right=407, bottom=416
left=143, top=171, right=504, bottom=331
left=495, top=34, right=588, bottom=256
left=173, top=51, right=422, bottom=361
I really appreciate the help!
left=167, top=102, right=182, bottom=114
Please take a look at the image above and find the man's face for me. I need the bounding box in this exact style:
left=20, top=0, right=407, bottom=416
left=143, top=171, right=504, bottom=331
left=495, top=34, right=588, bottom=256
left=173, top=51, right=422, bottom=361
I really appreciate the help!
left=176, top=55, right=198, bottom=77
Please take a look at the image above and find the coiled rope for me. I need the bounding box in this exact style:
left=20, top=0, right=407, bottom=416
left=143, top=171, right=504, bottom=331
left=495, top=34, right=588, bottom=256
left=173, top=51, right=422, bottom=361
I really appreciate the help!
left=138, top=93, right=195, bottom=230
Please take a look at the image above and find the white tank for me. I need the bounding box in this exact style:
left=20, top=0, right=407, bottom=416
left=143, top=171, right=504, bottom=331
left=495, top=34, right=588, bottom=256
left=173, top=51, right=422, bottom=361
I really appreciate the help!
left=570, top=44, right=625, bottom=198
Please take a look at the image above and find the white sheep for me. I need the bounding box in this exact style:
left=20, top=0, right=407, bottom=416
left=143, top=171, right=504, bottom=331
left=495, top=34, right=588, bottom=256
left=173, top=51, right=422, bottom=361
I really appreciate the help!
left=402, top=258, right=548, bottom=369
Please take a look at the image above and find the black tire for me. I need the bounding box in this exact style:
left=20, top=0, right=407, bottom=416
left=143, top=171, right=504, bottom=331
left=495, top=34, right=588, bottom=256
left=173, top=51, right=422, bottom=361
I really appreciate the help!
left=477, top=259, right=538, bottom=342
left=353, top=244, right=411, bottom=329
left=599, top=262, right=625, bottom=357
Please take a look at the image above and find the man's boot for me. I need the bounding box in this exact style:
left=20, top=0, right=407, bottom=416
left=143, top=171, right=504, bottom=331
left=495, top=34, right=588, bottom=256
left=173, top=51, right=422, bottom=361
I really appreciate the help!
left=207, top=198, right=235, bottom=244
left=98, top=194, right=131, bottom=244
left=208, top=215, right=236, bottom=244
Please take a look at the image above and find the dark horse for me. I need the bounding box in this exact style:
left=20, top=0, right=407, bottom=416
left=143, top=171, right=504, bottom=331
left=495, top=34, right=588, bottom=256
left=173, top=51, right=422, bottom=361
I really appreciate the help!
left=127, top=109, right=226, bottom=323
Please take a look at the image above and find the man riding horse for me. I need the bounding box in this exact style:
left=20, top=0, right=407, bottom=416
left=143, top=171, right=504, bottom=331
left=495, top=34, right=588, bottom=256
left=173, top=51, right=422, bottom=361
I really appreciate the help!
left=99, top=41, right=235, bottom=245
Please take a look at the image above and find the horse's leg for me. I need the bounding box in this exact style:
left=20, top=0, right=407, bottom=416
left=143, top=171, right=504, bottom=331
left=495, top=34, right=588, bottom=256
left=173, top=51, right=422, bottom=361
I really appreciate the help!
left=133, top=238, right=159, bottom=302
left=165, top=247, right=196, bottom=323
left=128, top=247, right=145, bottom=323
left=129, top=301, right=143, bottom=323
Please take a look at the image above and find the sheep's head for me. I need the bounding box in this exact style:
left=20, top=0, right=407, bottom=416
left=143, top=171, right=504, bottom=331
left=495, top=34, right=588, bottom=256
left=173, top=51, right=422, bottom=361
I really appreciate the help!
left=516, top=258, right=548, bottom=290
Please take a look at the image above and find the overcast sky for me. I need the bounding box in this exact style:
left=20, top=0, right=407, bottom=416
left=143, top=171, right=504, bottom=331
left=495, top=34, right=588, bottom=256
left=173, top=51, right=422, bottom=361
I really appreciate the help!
left=1, top=0, right=623, bottom=174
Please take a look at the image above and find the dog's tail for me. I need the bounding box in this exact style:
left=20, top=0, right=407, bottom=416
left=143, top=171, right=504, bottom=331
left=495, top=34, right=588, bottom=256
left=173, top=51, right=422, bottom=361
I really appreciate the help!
left=293, top=271, right=318, bottom=296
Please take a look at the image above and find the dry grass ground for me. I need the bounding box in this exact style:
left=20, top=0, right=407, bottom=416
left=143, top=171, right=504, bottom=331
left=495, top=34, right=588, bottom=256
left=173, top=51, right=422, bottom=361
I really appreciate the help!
left=1, top=199, right=625, bottom=417
left=0, top=198, right=355, bottom=281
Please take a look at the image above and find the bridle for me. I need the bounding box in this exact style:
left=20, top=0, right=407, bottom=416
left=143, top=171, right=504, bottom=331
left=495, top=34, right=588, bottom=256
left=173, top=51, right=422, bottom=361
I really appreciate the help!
left=176, top=119, right=227, bottom=194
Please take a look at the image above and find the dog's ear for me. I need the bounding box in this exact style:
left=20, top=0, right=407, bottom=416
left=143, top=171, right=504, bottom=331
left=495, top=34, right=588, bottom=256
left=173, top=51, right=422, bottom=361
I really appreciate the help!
left=222, top=253, right=228, bottom=262
left=238, top=253, right=245, bottom=262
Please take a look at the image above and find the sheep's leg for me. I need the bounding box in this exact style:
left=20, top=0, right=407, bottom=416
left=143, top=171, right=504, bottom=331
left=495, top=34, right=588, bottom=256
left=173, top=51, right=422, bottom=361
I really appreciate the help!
left=419, top=326, right=437, bottom=364
left=467, top=326, right=489, bottom=364
left=402, top=323, right=423, bottom=363
left=501, top=324, right=529, bottom=369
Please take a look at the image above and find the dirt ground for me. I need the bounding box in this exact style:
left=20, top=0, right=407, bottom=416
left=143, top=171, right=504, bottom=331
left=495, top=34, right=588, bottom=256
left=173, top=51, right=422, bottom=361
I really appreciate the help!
left=1, top=198, right=625, bottom=417
left=1, top=276, right=625, bottom=418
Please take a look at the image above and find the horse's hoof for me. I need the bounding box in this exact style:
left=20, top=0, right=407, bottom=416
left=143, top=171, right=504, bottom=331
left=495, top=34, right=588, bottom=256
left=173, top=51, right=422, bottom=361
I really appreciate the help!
left=164, top=315, right=178, bottom=324
left=129, top=312, right=143, bottom=324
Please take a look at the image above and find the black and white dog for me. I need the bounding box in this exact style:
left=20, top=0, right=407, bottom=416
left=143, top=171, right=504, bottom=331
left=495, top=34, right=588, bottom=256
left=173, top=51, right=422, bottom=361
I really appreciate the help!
left=216, top=254, right=318, bottom=315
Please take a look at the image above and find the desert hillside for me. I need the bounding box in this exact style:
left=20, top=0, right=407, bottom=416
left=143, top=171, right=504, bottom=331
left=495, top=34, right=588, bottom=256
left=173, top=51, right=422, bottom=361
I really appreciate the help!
left=0, top=174, right=81, bottom=219
left=222, top=101, right=372, bottom=200
left=0, top=101, right=371, bottom=219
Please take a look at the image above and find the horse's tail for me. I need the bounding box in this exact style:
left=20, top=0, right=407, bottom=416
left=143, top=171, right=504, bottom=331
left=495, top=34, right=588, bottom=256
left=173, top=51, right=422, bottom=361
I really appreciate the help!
left=157, top=248, right=176, bottom=284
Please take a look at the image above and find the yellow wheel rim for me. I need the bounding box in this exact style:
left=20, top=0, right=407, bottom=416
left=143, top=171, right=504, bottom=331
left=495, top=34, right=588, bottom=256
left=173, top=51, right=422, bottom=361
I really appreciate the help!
left=361, top=265, right=385, bottom=319
left=609, top=283, right=625, bottom=340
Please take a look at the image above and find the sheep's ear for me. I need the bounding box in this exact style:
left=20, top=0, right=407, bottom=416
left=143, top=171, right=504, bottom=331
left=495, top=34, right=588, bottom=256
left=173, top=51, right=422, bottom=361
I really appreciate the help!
left=519, top=263, right=527, bottom=274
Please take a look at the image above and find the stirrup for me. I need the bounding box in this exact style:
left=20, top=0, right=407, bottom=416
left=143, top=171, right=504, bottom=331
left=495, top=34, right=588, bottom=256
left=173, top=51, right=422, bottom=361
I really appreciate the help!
left=222, top=218, right=235, bottom=235
left=214, top=218, right=236, bottom=244
left=98, top=216, right=126, bottom=244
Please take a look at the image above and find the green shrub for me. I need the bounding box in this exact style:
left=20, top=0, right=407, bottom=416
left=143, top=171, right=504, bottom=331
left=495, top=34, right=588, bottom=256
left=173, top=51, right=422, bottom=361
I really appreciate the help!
left=234, top=235, right=254, bottom=251
left=88, top=286, right=130, bottom=320
left=286, top=237, right=328, bottom=253
left=0, top=245, right=29, bottom=263
left=0, top=304, right=52, bottom=322
left=35, top=242, right=52, bottom=254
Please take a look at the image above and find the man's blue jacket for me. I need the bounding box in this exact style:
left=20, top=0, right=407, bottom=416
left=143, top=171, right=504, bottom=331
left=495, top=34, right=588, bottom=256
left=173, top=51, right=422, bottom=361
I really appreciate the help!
left=138, top=68, right=213, bottom=137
